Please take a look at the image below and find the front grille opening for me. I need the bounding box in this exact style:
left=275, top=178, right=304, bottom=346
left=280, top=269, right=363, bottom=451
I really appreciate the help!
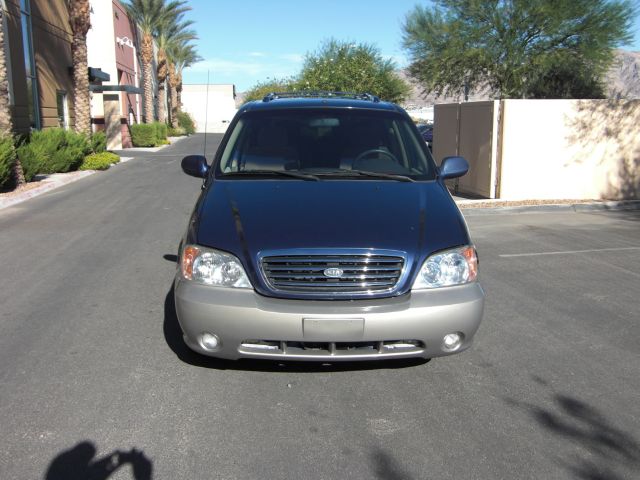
left=261, top=254, right=405, bottom=294
left=239, top=340, right=425, bottom=356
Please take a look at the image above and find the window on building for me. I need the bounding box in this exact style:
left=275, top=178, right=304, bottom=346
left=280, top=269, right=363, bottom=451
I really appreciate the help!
left=20, top=0, right=39, bottom=129
left=2, top=5, right=14, bottom=105
left=56, top=91, right=68, bottom=129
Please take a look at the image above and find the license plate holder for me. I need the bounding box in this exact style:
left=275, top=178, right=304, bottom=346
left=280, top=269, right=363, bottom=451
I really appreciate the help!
left=302, top=318, right=364, bottom=341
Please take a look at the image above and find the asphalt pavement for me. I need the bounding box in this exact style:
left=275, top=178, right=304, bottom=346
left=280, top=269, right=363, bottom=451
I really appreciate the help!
left=1, top=134, right=638, bottom=480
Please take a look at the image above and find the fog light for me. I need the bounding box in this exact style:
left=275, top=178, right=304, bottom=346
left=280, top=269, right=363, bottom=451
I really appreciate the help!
left=199, top=332, right=221, bottom=351
left=442, top=332, right=463, bottom=351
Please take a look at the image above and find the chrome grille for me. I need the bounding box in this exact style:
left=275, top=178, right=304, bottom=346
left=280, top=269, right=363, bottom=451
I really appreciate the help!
left=261, top=254, right=405, bottom=293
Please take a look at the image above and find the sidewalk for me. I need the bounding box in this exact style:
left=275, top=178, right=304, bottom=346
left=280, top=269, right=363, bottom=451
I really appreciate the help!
left=452, top=193, right=640, bottom=214
left=0, top=136, right=187, bottom=211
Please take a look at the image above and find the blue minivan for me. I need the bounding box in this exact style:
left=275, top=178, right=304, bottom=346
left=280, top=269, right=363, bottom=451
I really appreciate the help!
left=176, top=92, right=484, bottom=361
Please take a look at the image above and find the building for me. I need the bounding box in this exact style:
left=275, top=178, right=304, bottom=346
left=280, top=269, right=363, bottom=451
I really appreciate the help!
left=2, top=0, right=75, bottom=133
left=87, top=0, right=145, bottom=149
left=181, top=84, right=237, bottom=133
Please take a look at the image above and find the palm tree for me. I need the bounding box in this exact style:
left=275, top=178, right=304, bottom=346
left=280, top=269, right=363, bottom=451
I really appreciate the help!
left=0, top=5, right=24, bottom=186
left=167, top=42, right=201, bottom=127
left=68, top=0, right=91, bottom=135
left=123, top=0, right=190, bottom=124
left=155, top=14, right=196, bottom=123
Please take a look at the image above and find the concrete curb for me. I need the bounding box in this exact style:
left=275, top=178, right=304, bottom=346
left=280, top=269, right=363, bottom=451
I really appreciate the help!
left=460, top=200, right=640, bottom=215
left=0, top=171, right=96, bottom=210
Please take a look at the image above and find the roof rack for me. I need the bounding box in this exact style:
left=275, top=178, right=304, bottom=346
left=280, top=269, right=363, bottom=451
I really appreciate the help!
left=262, top=91, right=380, bottom=103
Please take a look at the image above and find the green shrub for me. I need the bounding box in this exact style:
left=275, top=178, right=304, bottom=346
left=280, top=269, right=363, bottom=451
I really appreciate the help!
left=154, top=122, right=168, bottom=141
left=91, top=132, right=107, bottom=153
left=26, top=128, right=90, bottom=174
left=177, top=111, right=195, bottom=135
left=0, top=135, right=16, bottom=188
left=131, top=123, right=157, bottom=147
left=16, top=141, right=46, bottom=182
left=168, top=126, right=186, bottom=137
left=80, top=152, right=120, bottom=170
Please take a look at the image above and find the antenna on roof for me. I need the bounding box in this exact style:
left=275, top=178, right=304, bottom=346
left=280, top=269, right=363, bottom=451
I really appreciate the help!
left=203, top=70, right=210, bottom=158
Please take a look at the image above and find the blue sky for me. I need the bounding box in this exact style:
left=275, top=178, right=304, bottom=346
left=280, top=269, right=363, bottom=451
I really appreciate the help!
left=181, top=0, right=640, bottom=92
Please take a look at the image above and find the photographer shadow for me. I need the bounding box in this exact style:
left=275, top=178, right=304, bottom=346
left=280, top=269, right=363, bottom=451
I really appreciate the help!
left=45, top=441, right=152, bottom=480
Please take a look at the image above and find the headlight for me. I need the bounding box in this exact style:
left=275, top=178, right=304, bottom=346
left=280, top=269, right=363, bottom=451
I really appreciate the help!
left=181, top=245, right=252, bottom=288
left=412, top=246, right=478, bottom=289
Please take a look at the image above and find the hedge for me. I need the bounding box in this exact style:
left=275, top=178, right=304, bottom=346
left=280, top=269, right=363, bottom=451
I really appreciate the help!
left=131, top=123, right=157, bottom=147
left=154, top=122, right=168, bottom=141
left=16, top=141, right=46, bottom=182
left=80, top=152, right=120, bottom=170
left=0, top=135, right=16, bottom=187
left=91, top=132, right=107, bottom=153
left=27, top=128, right=91, bottom=174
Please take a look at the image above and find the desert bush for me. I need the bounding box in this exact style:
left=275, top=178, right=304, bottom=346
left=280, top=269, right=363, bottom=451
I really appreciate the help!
left=80, top=152, right=120, bottom=170
left=177, top=111, right=195, bottom=135
left=91, top=131, right=107, bottom=153
left=131, top=124, right=157, bottom=147
left=168, top=126, right=186, bottom=137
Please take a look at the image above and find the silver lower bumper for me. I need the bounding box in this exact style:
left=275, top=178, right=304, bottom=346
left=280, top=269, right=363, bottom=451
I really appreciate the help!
left=174, top=279, right=484, bottom=361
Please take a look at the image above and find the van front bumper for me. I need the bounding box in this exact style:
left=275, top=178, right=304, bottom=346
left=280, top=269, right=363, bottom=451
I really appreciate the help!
left=174, top=279, right=484, bottom=361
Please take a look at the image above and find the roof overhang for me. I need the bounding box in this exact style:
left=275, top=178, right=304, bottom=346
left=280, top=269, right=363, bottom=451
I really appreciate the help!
left=89, top=84, right=143, bottom=94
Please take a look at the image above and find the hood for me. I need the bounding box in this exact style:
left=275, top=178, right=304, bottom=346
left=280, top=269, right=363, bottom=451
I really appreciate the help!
left=195, top=179, right=470, bottom=296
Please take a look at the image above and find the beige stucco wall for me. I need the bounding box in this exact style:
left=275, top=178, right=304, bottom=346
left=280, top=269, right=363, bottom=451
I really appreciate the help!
left=499, top=99, right=640, bottom=200
left=434, top=99, right=640, bottom=200
left=87, top=0, right=117, bottom=120
left=181, top=84, right=237, bottom=133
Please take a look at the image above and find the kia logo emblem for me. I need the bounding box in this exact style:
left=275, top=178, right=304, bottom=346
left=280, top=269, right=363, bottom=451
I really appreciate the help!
left=324, top=267, right=344, bottom=278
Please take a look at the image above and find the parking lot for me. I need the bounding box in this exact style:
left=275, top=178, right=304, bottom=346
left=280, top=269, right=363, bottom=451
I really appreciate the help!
left=0, top=134, right=638, bottom=479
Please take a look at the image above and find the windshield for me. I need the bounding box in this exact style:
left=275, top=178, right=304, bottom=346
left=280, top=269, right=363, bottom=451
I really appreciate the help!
left=216, top=109, right=436, bottom=180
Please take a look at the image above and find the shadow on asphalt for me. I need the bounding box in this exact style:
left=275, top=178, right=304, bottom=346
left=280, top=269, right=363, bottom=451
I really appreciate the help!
left=504, top=376, right=640, bottom=480
left=372, top=447, right=417, bottom=480
left=44, top=441, right=152, bottom=480
left=585, top=208, right=640, bottom=222
left=163, top=284, right=430, bottom=372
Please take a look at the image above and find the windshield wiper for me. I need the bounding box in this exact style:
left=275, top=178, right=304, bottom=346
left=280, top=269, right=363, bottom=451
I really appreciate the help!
left=225, top=170, right=320, bottom=181
left=318, top=169, right=415, bottom=182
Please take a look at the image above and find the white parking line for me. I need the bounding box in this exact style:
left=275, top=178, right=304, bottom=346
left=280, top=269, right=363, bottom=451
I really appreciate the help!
left=499, top=246, right=640, bottom=258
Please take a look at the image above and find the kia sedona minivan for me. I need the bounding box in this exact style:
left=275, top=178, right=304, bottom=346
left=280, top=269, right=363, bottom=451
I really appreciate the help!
left=176, top=92, right=484, bottom=361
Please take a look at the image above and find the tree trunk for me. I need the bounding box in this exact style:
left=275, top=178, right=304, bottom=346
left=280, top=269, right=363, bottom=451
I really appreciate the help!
left=71, top=34, right=91, bottom=134
left=157, top=83, right=166, bottom=123
left=69, top=0, right=91, bottom=135
left=0, top=7, right=24, bottom=186
left=168, top=64, right=179, bottom=128
left=176, top=72, right=183, bottom=109
left=141, top=32, right=155, bottom=123
left=156, top=49, right=167, bottom=123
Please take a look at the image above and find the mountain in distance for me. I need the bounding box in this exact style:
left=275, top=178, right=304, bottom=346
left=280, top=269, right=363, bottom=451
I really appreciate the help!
left=235, top=50, right=640, bottom=107
left=400, top=49, right=640, bottom=108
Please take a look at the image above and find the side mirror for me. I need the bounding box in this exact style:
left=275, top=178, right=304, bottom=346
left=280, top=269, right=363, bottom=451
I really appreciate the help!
left=181, top=155, right=209, bottom=178
left=440, top=156, right=469, bottom=180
